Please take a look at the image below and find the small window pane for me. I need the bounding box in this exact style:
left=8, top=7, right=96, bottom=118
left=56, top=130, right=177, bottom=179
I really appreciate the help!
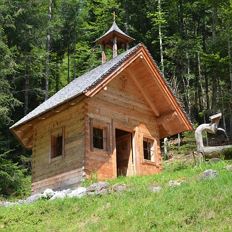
left=93, top=127, right=104, bottom=149
left=143, top=139, right=153, bottom=161
left=51, top=134, right=63, bottom=158
left=56, top=135, right=63, bottom=156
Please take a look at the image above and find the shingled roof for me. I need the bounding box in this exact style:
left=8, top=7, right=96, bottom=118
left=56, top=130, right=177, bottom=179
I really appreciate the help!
left=95, top=21, right=134, bottom=45
left=10, top=44, right=141, bottom=129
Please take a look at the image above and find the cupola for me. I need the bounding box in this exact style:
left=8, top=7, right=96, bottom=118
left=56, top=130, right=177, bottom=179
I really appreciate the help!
left=95, top=13, right=134, bottom=63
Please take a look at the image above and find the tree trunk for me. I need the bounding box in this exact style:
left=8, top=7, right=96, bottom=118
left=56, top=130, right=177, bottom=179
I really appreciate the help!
left=45, top=0, right=52, bottom=100
left=73, top=49, right=77, bottom=79
left=67, top=43, right=70, bottom=83
left=55, top=58, right=59, bottom=92
left=212, top=6, right=217, bottom=42
left=24, top=71, right=29, bottom=115
left=228, top=36, right=232, bottom=136
left=185, top=52, right=190, bottom=114
left=211, top=74, right=218, bottom=112
left=202, top=15, right=210, bottom=110
left=178, top=0, right=184, bottom=38
left=197, top=52, right=204, bottom=111
left=158, top=0, right=164, bottom=75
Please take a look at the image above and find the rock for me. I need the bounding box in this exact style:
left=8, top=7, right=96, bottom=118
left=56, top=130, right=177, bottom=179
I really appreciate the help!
left=87, top=182, right=109, bottom=193
left=0, top=201, right=3, bottom=207
left=67, top=187, right=87, bottom=198
left=209, top=158, right=222, bottom=163
left=95, top=188, right=109, bottom=195
left=1, top=201, right=18, bottom=207
left=86, top=191, right=96, bottom=196
left=168, top=180, right=184, bottom=187
left=25, top=193, right=43, bottom=204
left=225, top=165, right=232, bottom=171
left=17, top=199, right=26, bottom=205
left=112, top=184, right=127, bottom=192
left=60, top=189, right=72, bottom=195
left=49, top=189, right=72, bottom=200
left=149, top=185, right=162, bottom=193
left=201, top=169, right=218, bottom=179
left=41, top=188, right=55, bottom=199
left=50, top=191, right=66, bottom=200
left=104, top=202, right=111, bottom=209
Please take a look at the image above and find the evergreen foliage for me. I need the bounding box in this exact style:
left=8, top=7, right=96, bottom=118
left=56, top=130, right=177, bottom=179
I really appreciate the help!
left=0, top=151, right=29, bottom=197
left=0, top=0, right=232, bottom=183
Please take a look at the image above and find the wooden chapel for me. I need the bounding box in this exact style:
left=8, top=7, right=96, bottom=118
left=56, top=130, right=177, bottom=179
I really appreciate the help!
left=10, top=19, right=192, bottom=193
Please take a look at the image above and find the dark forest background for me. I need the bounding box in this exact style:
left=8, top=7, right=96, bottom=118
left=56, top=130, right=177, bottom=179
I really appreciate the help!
left=0, top=0, right=232, bottom=194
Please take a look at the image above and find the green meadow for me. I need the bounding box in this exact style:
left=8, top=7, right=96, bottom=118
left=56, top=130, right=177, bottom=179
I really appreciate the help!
left=0, top=161, right=232, bottom=232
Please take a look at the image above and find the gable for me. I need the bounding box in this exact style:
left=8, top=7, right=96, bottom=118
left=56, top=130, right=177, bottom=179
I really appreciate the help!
left=10, top=43, right=192, bottom=149
left=93, top=71, right=155, bottom=121
left=85, top=46, right=192, bottom=138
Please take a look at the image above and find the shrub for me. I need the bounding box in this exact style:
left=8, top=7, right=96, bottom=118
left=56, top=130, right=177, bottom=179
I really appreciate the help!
left=222, top=148, right=232, bottom=160
left=164, top=161, right=190, bottom=172
left=0, top=151, right=30, bottom=197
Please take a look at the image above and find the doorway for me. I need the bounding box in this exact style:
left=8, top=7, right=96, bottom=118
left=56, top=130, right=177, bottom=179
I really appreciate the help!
left=115, top=129, right=133, bottom=176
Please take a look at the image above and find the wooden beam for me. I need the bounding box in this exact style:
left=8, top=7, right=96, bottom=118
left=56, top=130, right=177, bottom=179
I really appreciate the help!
left=139, top=47, right=192, bottom=131
left=156, top=111, right=177, bottom=125
left=127, top=69, right=160, bottom=117
left=85, top=51, right=142, bottom=97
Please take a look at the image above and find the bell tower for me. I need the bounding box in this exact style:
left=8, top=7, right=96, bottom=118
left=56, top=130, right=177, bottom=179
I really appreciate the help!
left=95, top=13, right=134, bottom=64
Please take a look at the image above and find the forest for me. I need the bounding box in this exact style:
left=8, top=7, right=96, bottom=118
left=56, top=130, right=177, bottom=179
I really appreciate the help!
left=0, top=0, right=232, bottom=195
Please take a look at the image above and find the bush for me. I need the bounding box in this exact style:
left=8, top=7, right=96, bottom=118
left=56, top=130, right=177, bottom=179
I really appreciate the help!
left=0, top=151, right=30, bottom=197
left=164, top=161, right=190, bottom=172
left=222, top=148, right=232, bottom=160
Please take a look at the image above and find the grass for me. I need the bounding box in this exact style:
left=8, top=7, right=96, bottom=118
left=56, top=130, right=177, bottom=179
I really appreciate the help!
left=0, top=161, right=232, bottom=232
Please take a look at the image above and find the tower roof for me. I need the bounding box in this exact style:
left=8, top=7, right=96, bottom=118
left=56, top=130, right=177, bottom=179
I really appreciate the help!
left=95, top=21, right=134, bottom=47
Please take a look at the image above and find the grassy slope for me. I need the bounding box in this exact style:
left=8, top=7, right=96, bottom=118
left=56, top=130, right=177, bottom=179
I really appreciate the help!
left=0, top=162, right=232, bottom=232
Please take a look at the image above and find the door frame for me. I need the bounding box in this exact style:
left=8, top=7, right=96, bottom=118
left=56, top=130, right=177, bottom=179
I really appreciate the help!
left=113, top=122, right=136, bottom=177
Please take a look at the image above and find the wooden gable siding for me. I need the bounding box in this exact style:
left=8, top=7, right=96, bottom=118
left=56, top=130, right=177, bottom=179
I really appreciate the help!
left=86, top=47, right=192, bottom=138
left=84, top=70, right=162, bottom=180
left=31, top=101, right=86, bottom=193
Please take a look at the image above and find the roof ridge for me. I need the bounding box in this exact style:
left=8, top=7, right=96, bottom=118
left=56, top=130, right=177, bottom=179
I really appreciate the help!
left=10, top=44, right=142, bottom=129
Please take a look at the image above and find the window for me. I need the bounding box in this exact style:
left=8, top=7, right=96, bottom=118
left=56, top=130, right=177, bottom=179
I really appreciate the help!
left=51, top=128, right=64, bottom=159
left=143, top=138, right=154, bottom=161
left=93, top=127, right=104, bottom=149
left=90, top=118, right=109, bottom=152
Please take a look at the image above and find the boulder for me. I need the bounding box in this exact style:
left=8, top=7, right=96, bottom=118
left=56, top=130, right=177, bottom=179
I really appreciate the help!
left=168, top=180, right=184, bottom=187
left=112, top=183, right=127, bottom=192
left=95, top=188, right=109, bottom=195
left=1, top=201, right=18, bottom=207
left=49, top=189, right=72, bottom=200
left=209, top=158, right=222, bottom=163
left=50, top=192, right=66, bottom=200
left=41, top=188, right=55, bottom=199
left=17, top=199, right=26, bottom=205
left=25, top=193, right=43, bottom=204
left=149, top=185, right=162, bottom=193
left=225, top=165, right=232, bottom=171
left=201, top=169, right=218, bottom=180
left=67, top=187, right=87, bottom=198
left=87, top=182, right=109, bottom=193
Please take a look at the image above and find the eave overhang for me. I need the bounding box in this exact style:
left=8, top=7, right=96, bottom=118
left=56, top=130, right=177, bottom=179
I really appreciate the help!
left=10, top=43, right=192, bottom=149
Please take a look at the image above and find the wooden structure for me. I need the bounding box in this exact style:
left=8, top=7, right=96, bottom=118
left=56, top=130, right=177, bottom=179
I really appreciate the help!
left=195, top=113, right=232, bottom=154
left=10, top=21, right=192, bottom=193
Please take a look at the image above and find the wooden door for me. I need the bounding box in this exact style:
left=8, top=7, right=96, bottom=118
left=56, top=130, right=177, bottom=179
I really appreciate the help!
left=116, top=134, right=132, bottom=176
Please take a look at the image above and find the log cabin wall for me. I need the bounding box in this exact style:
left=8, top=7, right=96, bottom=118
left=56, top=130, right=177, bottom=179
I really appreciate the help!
left=32, top=101, right=85, bottom=193
left=85, top=72, right=162, bottom=180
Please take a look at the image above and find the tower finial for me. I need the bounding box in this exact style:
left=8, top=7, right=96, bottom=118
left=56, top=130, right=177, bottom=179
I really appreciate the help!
left=112, top=11, right=116, bottom=22
left=95, top=13, right=134, bottom=63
